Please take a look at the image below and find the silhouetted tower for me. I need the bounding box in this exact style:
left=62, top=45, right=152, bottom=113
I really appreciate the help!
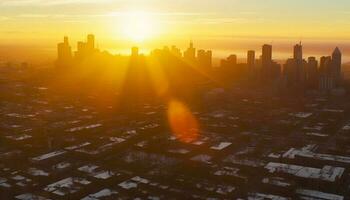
left=57, top=36, right=72, bottom=67
left=197, top=49, right=212, bottom=69
left=307, top=57, right=319, bottom=89
left=332, top=47, right=342, bottom=84
left=261, top=44, right=272, bottom=80
left=247, top=50, right=255, bottom=68
left=87, top=34, right=95, bottom=50
left=294, top=42, right=303, bottom=62
left=184, top=41, right=196, bottom=61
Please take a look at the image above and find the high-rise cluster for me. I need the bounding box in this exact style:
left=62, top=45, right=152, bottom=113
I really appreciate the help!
left=56, top=35, right=343, bottom=92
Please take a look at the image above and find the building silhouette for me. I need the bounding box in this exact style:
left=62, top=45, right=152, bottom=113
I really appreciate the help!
left=221, top=54, right=237, bottom=69
left=261, top=44, right=273, bottom=80
left=56, top=36, right=72, bottom=67
left=197, top=49, right=212, bottom=69
left=332, top=47, right=342, bottom=84
left=184, top=41, right=196, bottom=62
left=306, top=57, right=319, bottom=89
left=75, top=34, right=97, bottom=60
left=283, top=42, right=307, bottom=88
left=55, top=34, right=344, bottom=94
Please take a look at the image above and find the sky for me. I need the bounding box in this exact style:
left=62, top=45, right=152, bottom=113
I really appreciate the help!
left=1, top=0, right=350, bottom=62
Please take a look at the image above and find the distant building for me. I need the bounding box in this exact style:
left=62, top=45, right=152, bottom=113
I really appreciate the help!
left=184, top=41, right=196, bottom=61
left=247, top=50, right=255, bottom=69
left=283, top=43, right=307, bottom=88
left=221, top=54, right=237, bottom=68
left=171, top=46, right=182, bottom=57
left=197, top=49, right=212, bottom=69
left=75, top=34, right=97, bottom=60
left=332, top=47, right=342, bottom=84
left=261, top=44, right=273, bottom=80
left=306, top=57, right=319, bottom=89
left=294, top=42, right=303, bottom=62
left=318, top=48, right=342, bottom=91
left=87, top=34, right=95, bottom=50
left=56, top=36, right=72, bottom=67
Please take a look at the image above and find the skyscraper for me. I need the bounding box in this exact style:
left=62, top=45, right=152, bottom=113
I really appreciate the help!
left=220, top=54, right=237, bottom=69
left=197, top=50, right=212, bottom=69
left=307, top=57, right=318, bottom=89
left=332, top=47, right=342, bottom=84
left=87, top=34, right=95, bottom=50
left=57, top=36, right=72, bottom=67
left=294, top=42, right=303, bottom=62
left=184, top=41, right=196, bottom=61
left=283, top=43, right=307, bottom=88
left=247, top=50, right=255, bottom=69
left=261, top=44, right=272, bottom=80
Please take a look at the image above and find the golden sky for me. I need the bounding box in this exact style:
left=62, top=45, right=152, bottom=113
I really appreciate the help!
left=1, top=0, right=350, bottom=62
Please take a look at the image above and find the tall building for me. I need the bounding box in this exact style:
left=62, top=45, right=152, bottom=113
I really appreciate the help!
left=294, top=42, right=303, bottom=62
left=320, top=56, right=331, bottom=74
left=87, top=34, right=95, bottom=50
left=283, top=43, right=307, bottom=87
left=184, top=41, right=196, bottom=61
left=332, top=47, right=342, bottom=84
left=57, top=36, right=72, bottom=67
left=247, top=50, right=255, bottom=68
left=220, top=54, right=237, bottom=68
left=306, top=57, right=318, bottom=89
left=171, top=46, right=182, bottom=57
left=261, top=44, right=272, bottom=80
left=197, top=50, right=212, bottom=69
left=74, top=34, right=97, bottom=60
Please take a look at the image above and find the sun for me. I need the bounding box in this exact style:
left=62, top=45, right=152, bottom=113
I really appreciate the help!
left=121, top=11, right=157, bottom=42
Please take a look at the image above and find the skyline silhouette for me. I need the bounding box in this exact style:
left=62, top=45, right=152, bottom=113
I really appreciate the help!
left=56, top=34, right=344, bottom=93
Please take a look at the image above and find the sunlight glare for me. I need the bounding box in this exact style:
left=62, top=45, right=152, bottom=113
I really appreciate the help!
left=121, top=11, right=157, bottom=42
left=167, top=99, right=199, bottom=143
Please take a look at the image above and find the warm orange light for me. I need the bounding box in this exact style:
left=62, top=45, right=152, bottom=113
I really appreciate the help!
left=120, top=11, right=158, bottom=42
left=167, top=99, right=199, bottom=143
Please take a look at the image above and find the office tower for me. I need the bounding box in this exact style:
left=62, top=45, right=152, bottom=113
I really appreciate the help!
left=197, top=50, right=212, bottom=69
left=322, top=56, right=332, bottom=75
left=294, top=42, right=303, bottom=62
left=131, top=47, right=139, bottom=57
left=57, top=36, right=72, bottom=67
left=247, top=50, right=255, bottom=68
left=227, top=54, right=237, bottom=66
left=220, top=54, right=237, bottom=69
left=184, top=41, right=196, bottom=61
left=307, top=57, right=318, bottom=89
left=294, top=43, right=306, bottom=83
left=283, top=43, right=307, bottom=88
left=87, top=34, right=95, bottom=50
left=261, top=44, right=272, bottom=80
left=332, top=47, right=342, bottom=84
left=171, top=46, right=182, bottom=57
left=319, top=56, right=334, bottom=90
left=75, top=41, right=86, bottom=60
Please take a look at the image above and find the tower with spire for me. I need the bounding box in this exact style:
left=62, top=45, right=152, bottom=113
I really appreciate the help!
left=184, top=40, right=196, bottom=61
left=332, top=47, right=342, bottom=84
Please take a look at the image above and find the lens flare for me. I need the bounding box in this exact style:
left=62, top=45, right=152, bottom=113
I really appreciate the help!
left=167, top=99, right=199, bottom=143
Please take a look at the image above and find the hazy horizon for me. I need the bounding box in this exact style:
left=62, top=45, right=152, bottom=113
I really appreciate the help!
left=1, top=0, right=350, bottom=65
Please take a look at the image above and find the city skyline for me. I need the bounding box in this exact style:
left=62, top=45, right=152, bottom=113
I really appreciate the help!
left=56, top=34, right=343, bottom=93
left=1, top=0, right=350, bottom=63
